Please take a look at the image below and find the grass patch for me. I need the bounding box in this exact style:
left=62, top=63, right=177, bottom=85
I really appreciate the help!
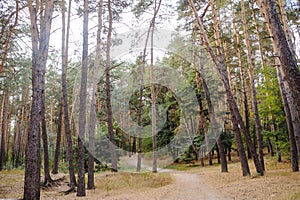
left=0, top=169, right=24, bottom=175
left=95, top=172, right=172, bottom=193
left=164, top=163, right=200, bottom=171
left=290, top=192, right=300, bottom=200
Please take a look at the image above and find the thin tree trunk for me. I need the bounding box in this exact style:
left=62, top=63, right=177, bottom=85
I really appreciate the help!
left=5, top=108, right=11, bottom=166
left=150, top=0, right=160, bottom=173
left=0, top=93, right=7, bottom=170
left=266, top=137, right=274, bottom=156
left=77, top=0, right=89, bottom=196
left=88, top=0, right=103, bottom=189
left=41, top=92, right=52, bottom=185
left=150, top=20, right=157, bottom=172
left=106, top=0, right=118, bottom=172
left=61, top=0, right=77, bottom=188
left=276, top=64, right=299, bottom=172
left=137, top=14, right=154, bottom=172
left=192, top=28, right=206, bottom=162
left=199, top=55, right=228, bottom=172
left=241, top=0, right=264, bottom=170
left=16, top=86, right=28, bottom=167
left=52, top=95, right=63, bottom=174
left=182, top=113, right=198, bottom=159
left=231, top=5, right=252, bottom=160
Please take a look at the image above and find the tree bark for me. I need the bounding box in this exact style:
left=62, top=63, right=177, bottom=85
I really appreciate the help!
left=199, top=55, right=228, bottom=172
left=137, top=20, right=152, bottom=173
left=41, top=91, right=52, bottom=185
left=52, top=95, right=63, bottom=174
left=232, top=14, right=251, bottom=159
left=77, top=0, right=89, bottom=196
left=241, top=0, right=264, bottom=170
left=276, top=64, right=299, bottom=172
left=88, top=0, right=103, bottom=189
left=61, top=0, right=77, bottom=188
left=256, top=0, right=300, bottom=118
left=24, top=0, right=54, bottom=198
left=277, top=0, right=300, bottom=158
left=106, top=0, right=118, bottom=172
left=0, top=93, right=7, bottom=170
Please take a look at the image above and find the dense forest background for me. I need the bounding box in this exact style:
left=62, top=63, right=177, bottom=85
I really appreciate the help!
left=0, top=0, right=300, bottom=199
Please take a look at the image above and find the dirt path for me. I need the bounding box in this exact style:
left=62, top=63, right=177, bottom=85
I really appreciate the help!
left=89, top=170, right=228, bottom=200
left=160, top=170, right=228, bottom=200
left=40, top=168, right=228, bottom=200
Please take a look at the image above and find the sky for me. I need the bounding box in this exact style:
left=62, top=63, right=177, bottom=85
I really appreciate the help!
left=49, top=0, right=179, bottom=64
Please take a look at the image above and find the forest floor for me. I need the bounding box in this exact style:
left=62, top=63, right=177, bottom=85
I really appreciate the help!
left=0, top=156, right=300, bottom=199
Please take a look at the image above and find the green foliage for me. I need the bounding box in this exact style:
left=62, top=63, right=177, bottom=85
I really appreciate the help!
left=132, top=0, right=153, bottom=18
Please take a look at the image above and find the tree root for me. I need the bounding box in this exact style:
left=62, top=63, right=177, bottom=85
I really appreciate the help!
left=41, top=176, right=66, bottom=190
left=60, top=186, right=76, bottom=195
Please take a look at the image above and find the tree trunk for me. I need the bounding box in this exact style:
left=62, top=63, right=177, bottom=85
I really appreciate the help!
left=232, top=5, right=251, bottom=160
left=266, top=137, right=274, bottom=157
left=256, top=0, right=300, bottom=117
left=232, top=112, right=251, bottom=176
left=0, top=93, right=7, bottom=170
left=150, top=22, right=157, bottom=172
left=132, top=136, right=136, bottom=154
left=276, top=64, right=299, bottom=172
left=88, top=0, right=103, bottom=189
left=199, top=59, right=228, bottom=172
left=41, top=92, right=52, bottom=185
left=277, top=0, right=300, bottom=158
left=283, top=81, right=300, bottom=158
left=106, top=0, right=118, bottom=172
left=61, top=0, right=76, bottom=188
left=77, top=0, right=89, bottom=196
left=24, top=1, right=54, bottom=198
left=241, top=0, right=265, bottom=171
left=16, top=86, right=28, bottom=168
left=137, top=15, right=153, bottom=172
left=192, top=28, right=206, bottom=162
left=52, top=95, right=63, bottom=174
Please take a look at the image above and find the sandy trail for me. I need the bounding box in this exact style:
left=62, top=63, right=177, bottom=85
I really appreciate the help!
left=91, top=155, right=228, bottom=200
left=40, top=156, right=228, bottom=200
left=161, top=170, right=227, bottom=200
left=90, top=170, right=228, bottom=200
